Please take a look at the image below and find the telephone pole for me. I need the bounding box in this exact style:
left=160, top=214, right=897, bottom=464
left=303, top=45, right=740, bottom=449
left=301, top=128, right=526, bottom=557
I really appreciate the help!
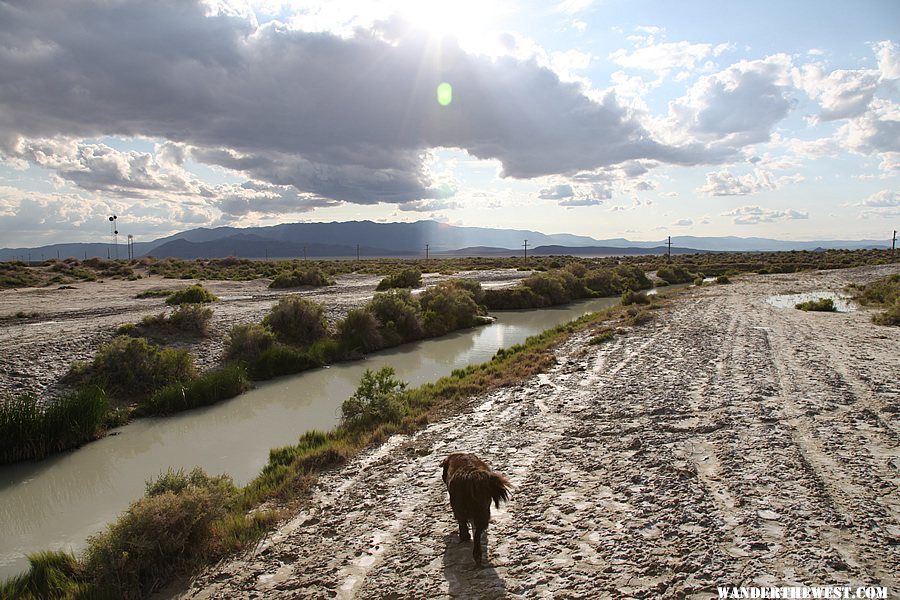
left=892, top=230, right=897, bottom=253
left=523, top=239, right=528, bottom=265
left=667, top=236, right=672, bottom=262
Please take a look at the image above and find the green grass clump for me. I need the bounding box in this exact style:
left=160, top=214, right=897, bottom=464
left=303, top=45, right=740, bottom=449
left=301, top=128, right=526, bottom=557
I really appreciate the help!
left=0, top=550, right=96, bottom=599
left=0, top=387, right=110, bottom=464
left=795, top=298, right=837, bottom=312
left=138, top=366, right=251, bottom=416
left=376, top=268, right=422, bottom=291
left=269, top=269, right=334, bottom=289
left=621, top=289, right=650, bottom=306
left=716, top=275, right=731, bottom=284
left=135, top=289, right=173, bottom=299
left=263, top=296, right=328, bottom=347
left=165, top=284, right=219, bottom=305
left=588, top=329, right=616, bottom=345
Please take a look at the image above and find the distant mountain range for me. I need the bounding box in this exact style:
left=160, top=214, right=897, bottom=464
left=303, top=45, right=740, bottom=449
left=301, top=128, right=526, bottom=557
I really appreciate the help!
left=0, top=220, right=891, bottom=261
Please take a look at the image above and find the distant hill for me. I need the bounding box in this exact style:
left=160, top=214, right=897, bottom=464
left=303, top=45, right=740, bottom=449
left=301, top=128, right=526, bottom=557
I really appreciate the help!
left=0, top=220, right=891, bottom=261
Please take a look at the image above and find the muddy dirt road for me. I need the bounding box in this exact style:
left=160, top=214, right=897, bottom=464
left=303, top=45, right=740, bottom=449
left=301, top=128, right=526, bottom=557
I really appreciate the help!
left=181, top=266, right=898, bottom=599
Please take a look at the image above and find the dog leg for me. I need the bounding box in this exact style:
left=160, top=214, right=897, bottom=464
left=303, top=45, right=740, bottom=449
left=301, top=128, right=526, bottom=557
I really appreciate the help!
left=472, top=523, right=484, bottom=566
left=457, top=518, right=471, bottom=541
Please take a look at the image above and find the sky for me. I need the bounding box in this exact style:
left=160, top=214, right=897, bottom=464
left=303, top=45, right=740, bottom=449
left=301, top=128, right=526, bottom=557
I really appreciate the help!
left=0, top=0, right=897, bottom=248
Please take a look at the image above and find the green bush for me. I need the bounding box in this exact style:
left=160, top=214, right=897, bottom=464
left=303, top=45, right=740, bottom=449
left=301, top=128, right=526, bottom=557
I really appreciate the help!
left=583, top=269, right=623, bottom=297
left=367, top=290, right=423, bottom=344
left=246, top=344, right=314, bottom=380
left=419, top=281, right=483, bottom=337
left=523, top=271, right=580, bottom=305
left=139, top=366, right=250, bottom=415
left=716, top=275, right=731, bottom=284
left=615, top=265, right=653, bottom=291
left=224, top=323, right=276, bottom=363
left=165, top=284, right=219, bottom=305
left=263, top=296, right=328, bottom=346
left=795, top=298, right=837, bottom=312
left=168, top=305, right=214, bottom=336
left=337, top=309, right=383, bottom=354
left=375, top=268, right=421, bottom=291
left=83, top=468, right=236, bottom=597
left=0, top=386, right=110, bottom=464
left=87, top=336, right=196, bottom=398
left=340, top=367, right=408, bottom=430
left=483, top=285, right=544, bottom=310
left=269, top=269, right=333, bottom=288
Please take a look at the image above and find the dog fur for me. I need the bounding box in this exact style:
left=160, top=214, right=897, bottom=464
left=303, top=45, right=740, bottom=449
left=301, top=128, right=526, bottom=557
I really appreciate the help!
left=441, top=452, right=511, bottom=566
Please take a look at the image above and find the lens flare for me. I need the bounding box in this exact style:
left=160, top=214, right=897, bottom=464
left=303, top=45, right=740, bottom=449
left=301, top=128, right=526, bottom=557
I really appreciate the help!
left=437, top=82, right=453, bottom=106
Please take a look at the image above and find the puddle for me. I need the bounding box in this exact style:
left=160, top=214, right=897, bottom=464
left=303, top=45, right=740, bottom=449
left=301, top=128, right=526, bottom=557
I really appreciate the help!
left=765, top=292, right=856, bottom=312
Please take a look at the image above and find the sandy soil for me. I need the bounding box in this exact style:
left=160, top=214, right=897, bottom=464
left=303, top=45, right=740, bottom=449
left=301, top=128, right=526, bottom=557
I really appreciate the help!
left=0, top=269, right=525, bottom=401
left=177, top=265, right=899, bottom=599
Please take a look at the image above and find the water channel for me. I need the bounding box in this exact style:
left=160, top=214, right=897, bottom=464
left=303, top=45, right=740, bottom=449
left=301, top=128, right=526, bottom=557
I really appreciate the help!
left=0, top=296, right=624, bottom=579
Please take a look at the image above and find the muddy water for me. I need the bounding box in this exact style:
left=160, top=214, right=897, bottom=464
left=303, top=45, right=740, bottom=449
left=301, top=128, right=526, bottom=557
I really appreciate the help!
left=0, top=297, right=621, bottom=579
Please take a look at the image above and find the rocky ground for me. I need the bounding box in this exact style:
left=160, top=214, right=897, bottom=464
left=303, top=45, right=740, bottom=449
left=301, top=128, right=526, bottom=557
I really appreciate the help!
left=0, top=269, right=525, bottom=401
left=179, top=265, right=899, bottom=599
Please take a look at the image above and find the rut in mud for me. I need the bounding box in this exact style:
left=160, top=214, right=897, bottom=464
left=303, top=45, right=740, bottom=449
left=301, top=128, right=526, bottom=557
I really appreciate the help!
left=182, top=266, right=898, bottom=599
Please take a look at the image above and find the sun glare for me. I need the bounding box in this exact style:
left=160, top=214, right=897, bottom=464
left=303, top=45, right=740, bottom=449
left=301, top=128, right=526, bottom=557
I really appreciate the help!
left=392, top=0, right=497, bottom=42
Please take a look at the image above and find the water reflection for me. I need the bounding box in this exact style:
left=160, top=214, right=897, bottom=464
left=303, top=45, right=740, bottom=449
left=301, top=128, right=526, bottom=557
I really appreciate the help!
left=0, top=297, right=618, bottom=578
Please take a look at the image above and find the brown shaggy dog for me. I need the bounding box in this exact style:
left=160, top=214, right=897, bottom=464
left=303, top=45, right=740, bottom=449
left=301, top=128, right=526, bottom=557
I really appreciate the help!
left=441, top=453, right=511, bottom=566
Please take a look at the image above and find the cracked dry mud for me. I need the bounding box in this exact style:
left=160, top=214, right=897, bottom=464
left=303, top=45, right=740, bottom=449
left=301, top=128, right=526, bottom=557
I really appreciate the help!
left=180, top=265, right=899, bottom=599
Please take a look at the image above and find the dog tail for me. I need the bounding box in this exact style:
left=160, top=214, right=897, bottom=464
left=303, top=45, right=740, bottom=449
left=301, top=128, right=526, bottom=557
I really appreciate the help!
left=489, top=471, right=512, bottom=508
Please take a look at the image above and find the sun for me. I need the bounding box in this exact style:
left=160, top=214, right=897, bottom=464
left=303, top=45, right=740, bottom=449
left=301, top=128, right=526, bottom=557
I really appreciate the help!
left=391, top=0, right=499, bottom=42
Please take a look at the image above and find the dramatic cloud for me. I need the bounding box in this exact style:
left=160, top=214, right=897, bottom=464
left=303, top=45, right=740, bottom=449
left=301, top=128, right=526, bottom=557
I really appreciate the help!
left=610, top=41, right=712, bottom=72
left=0, top=0, right=719, bottom=212
left=665, top=55, right=795, bottom=150
left=722, top=205, right=808, bottom=224
left=699, top=168, right=804, bottom=196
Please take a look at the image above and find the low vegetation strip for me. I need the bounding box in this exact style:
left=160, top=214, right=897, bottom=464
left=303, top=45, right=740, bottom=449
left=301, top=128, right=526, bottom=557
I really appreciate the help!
left=848, top=273, right=900, bottom=325
left=0, top=296, right=661, bottom=599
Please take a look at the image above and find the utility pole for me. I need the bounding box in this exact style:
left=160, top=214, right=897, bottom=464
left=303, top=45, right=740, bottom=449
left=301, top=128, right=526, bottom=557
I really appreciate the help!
left=108, top=215, right=118, bottom=259
left=523, top=239, right=528, bottom=265
left=127, top=234, right=134, bottom=260
left=667, top=236, right=672, bottom=262
left=893, top=230, right=897, bottom=253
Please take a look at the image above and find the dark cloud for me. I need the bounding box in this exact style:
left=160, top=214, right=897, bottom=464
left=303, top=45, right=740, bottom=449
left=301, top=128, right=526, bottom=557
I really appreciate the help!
left=0, top=0, right=732, bottom=207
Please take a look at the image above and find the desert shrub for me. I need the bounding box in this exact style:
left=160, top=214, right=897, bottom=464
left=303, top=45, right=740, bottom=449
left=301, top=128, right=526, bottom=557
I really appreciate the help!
left=419, top=281, right=483, bottom=337
left=224, top=323, right=276, bottom=363
left=621, top=289, right=650, bottom=306
left=564, top=262, right=589, bottom=278
left=0, top=386, right=110, bottom=464
left=139, top=366, right=250, bottom=415
left=340, top=367, right=408, bottom=431
left=615, top=265, right=653, bottom=291
left=483, top=285, right=544, bottom=310
left=83, top=468, right=236, bottom=597
left=263, top=296, right=328, bottom=346
left=872, top=298, right=900, bottom=326
left=168, top=305, right=214, bottom=335
left=166, top=284, right=218, bottom=305
left=269, top=269, right=333, bottom=288
left=442, top=278, right=485, bottom=304
left=716, top=275, right=731, bottom=284
left=376, top=268, right=421, bottom=291
left=135, top=289, right=172, bottom=299
left=337, top=309, right=383, bottom=354
left=656, top=265, right=695, bottom=284
left=589, top=329, right=615, bottom=345
left=368, top=290, right=423, bottom=344
left=795, top=298, right=837, bottom=312
left=523, top=271, right=579, bottom=305
left=87, top=336, right=196, bottom=398
left=583, top=269, right=623, bottom=297
left=246, top=345, right=313, bottom=380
